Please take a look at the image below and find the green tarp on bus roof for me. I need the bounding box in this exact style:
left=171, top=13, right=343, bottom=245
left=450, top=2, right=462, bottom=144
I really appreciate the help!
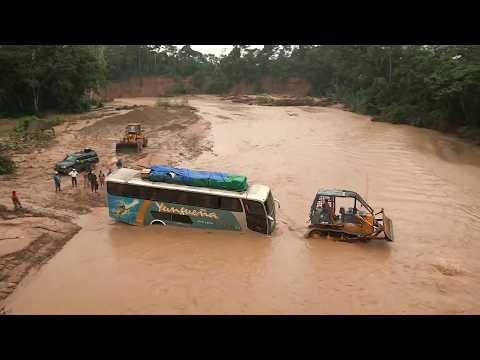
left=189, top=174, right=247, bottom=192
left=148, top=165, right=248, bottom=192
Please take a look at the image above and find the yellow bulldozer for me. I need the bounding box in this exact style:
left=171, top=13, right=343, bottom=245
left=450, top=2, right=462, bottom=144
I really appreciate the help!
left=115, top=123, right=148, bottom=153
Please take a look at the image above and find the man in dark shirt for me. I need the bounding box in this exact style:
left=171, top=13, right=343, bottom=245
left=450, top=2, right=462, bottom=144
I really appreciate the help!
left=90, top=172, right=98, bottom=193
left=322, top=198, right=334, bottom=223
left=53, top=172, right=61, bottom=192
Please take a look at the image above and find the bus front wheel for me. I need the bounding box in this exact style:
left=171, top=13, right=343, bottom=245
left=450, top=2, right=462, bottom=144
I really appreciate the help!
left=150, top=220, right=166, bottom=226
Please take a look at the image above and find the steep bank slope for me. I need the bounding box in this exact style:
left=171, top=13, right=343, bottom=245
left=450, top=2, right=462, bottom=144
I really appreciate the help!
left=97, top=75, right=312, bottom=101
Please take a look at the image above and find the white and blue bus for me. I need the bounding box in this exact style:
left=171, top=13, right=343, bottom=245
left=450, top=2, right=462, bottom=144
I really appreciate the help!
left=106, top=168, right=279, bottom=235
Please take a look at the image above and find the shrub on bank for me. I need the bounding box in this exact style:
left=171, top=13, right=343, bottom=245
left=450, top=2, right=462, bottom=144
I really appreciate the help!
left=61, top=96, right=102, bottom=113
left=0, top=155, right=16, bottom=174
left=46, top=115, right=65, bottom=127
left=377, top=104, right=419, bottom=125
left=14, top=115, right=65, bottom=134
left=15, top=115, right=38, bottom=133
left=0, top=115, right=66, bottom=152
left=457, top=126, right=480, bottom=144
left=206, top=80, right=231, bottom=94
left=332, top=86, right=369, bottom=114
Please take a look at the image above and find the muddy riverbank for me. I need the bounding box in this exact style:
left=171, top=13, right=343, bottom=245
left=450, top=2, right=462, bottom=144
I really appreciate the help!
left=3, top=95, right=480, bottom=314
left=0, top=98, right=208, bottom=308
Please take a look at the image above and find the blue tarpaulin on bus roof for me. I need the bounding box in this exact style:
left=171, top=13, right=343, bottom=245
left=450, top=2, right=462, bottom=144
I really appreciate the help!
left=148, top=165, right=248, bottom=192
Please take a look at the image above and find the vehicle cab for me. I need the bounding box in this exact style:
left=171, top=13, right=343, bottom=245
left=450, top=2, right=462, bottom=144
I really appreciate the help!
left=126, top=123, right=141, bottom=133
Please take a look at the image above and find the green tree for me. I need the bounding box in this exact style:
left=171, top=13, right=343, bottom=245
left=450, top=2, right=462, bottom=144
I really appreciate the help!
left=0, top=45, right=105, bottom=116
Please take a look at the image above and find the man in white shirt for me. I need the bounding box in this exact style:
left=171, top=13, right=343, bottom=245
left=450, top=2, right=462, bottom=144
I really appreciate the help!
left=69, top=168, right=79, bottom=188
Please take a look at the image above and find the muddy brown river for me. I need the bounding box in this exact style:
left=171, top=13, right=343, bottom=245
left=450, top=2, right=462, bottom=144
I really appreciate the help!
left=5, top=96, right=480, bottom=314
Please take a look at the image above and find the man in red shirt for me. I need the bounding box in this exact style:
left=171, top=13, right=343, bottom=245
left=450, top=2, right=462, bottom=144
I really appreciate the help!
left=11, top=191, right=22, bottom=211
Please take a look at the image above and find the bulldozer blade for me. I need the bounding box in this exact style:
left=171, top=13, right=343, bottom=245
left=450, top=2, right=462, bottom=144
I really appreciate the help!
left=115, top=143, right=139, bottom=153
left=383, top=214, right=394, bottom=241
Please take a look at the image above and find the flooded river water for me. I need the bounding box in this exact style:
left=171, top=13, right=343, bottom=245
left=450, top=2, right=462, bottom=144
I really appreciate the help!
left=5, top=96, right=480, bottom=314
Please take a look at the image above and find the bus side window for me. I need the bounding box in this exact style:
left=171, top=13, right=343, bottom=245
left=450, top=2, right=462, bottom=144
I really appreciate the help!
left=149, top=188, right=160, bottom=201
left=156, top=189, right=179, bottom=204
left=125, top=184, right=140, bottom=198
left=166, top=189, right=181, bottom=204
left=106, top=182, right=118, bottom=195
left=175, top=192, right=188, bottom=205
left=139, top=186, right=153, bottom=200
left=186, top=192, right=200, bottom=207
left=124, top=185, right=133, bottom=198
left=220, top=197, right=243, bottom=212
left=151, top=188, right=172, bottom=203
left=107, top=182, right=127, bottom=197
left=198, top=194, right=220, bottom=209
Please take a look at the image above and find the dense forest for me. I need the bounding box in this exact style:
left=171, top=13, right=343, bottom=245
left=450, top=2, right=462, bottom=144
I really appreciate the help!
left=1, top=45, right=480, bottom=141
left=0, top=45, right=105, bottom=116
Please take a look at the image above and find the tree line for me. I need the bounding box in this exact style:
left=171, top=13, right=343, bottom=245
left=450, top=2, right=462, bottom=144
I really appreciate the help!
left=0, top=45, right=105, bottom=116
left=102, top=45, right=480, bottom=140
left=1, top=45, right=480, bottom=141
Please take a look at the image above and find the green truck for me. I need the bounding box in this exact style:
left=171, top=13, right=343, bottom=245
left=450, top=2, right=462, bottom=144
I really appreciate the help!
left=54, top=148, right=99, bottom=174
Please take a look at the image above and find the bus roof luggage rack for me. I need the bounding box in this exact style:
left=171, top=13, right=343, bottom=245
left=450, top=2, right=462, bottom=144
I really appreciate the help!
left=142, top=165, right=248, bottom=192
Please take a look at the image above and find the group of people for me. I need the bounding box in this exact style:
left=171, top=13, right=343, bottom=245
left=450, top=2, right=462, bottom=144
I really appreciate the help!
left=10, top=158, right=123, bottom=212
left=84, top=168, right=107, bottom=193
left=53, top=166, right=112, bottom=193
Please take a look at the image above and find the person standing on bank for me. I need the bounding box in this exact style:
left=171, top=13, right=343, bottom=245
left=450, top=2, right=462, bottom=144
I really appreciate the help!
left=83, top=167, right=90, bottom=189
left=94, top=176, right=99, bottom=193
left=98, top=170, right=105, bottom=188
left=11, top=191, right=22, bottom=211
left=53, top=172, right=61, bottom=192
left=69, top=168, right=79, bottom=188
left=90, top=172, right=98, bottom=193
left=87, top=168, right=93, bottom=184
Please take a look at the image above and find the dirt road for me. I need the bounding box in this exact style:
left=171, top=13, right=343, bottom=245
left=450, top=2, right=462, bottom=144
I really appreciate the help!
left=3, top=95, right=480, bottom=314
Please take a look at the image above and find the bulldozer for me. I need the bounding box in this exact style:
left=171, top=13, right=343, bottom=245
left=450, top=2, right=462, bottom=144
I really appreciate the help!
left=306, top=189, right=394, bottom=242
left=115, top=123, right=148, bottom=153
